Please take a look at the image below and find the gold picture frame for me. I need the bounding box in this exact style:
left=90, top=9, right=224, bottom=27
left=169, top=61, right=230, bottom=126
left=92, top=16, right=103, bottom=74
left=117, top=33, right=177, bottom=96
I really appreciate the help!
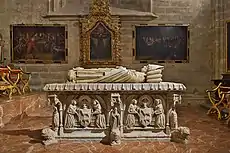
left=10, top=24, right=68, bottom=64
left=79, top=0, right=121, bottom=67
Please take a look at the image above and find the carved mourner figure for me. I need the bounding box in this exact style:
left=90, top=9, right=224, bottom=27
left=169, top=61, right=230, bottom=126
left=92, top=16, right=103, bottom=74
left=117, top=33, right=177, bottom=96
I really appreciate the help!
left=52, top=96, right=61, bottom=132
left=139, top=103, right=152, bottom=127
left=92, top=100, right=106, bottom=128
left=79, top=104, right=91, bottom=128
left=169, top=106, right=178, bottom=129
left=109, top=107, right=121, bottom=145
left=154, top=99, right=165, bottom=128
left=65, top=100, right=79, bottom=128
left=126, top=99, right=139, bottom=128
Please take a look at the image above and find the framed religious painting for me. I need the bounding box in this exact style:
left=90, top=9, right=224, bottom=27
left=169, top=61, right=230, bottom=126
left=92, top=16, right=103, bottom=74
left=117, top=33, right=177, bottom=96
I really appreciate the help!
left=79, top=0, right=121, bottom=67
left=133, top=24, right=190, bottom=63
left=10, top=24, right=68, bottom=64
left=226, top=21, right=230, bottom=72
left=89, top=22, right=112, bottom=61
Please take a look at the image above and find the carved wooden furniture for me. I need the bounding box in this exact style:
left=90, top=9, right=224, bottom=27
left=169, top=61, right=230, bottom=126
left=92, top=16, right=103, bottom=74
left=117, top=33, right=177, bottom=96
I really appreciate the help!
left=18, top=67, right=32, bottom=93
left=206, top=74, right=230, bottom=124
left=6, top=66, right=22, bottom=95
left=43, top=82, right=186, bottom=142
left=6, top=66, right=31, bottom=95
left=0, top=67, right=15, bottom=99
left=79, top=0, right=121, bottom=67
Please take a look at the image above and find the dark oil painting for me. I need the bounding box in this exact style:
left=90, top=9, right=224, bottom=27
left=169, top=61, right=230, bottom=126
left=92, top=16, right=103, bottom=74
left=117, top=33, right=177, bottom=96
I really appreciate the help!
left=227, top=22, right=230, bottom=71
left=11, top=25, right=66, bottom=63
left=135, top=26, right=189, bottom=62
left=90, top=22, right=112, bottom=61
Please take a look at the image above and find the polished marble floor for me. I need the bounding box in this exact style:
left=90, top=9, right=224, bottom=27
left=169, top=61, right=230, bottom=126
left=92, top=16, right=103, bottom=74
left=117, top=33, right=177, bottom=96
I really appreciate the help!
left=0, top=105, right=230, bottom=153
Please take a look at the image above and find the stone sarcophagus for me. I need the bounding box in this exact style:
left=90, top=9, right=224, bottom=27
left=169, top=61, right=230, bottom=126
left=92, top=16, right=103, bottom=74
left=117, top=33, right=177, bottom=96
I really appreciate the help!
left=43, top=82, right=186, bottom=145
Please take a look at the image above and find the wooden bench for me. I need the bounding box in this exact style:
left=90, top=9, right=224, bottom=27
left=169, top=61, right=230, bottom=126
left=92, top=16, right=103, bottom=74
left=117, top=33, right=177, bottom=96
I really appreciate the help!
left=206, top=79, right=230, bottom=126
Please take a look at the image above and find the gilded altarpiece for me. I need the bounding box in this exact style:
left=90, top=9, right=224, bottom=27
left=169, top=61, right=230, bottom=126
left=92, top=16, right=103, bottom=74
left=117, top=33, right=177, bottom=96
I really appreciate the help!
left=79, top=0, right=121, bottom=66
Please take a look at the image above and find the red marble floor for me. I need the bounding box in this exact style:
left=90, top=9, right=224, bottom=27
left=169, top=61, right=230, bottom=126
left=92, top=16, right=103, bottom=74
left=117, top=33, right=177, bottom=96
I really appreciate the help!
left=0, top=105, right=230, bottom=153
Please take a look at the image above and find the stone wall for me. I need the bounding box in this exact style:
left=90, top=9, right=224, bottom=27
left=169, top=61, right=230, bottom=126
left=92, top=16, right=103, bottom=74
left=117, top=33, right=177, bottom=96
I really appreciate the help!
left=0, top=0, right=80, bottom=90
left=224, top=0, right=230, bottom=74
left=120, top=0, right=214, bottom=94
left=0, top=0, right=215, bottom=94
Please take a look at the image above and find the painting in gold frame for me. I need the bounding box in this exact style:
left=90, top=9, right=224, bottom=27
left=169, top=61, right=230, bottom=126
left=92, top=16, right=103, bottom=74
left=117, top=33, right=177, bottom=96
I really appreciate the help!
left=10, top=24, right=68, bottom=64
left=79, top=0, right=121, bottom=67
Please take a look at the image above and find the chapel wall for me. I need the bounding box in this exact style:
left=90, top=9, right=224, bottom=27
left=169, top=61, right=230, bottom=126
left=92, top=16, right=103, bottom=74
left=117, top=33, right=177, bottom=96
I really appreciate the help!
left=120, top=0, right=214, bottom=95
left=0, top=0, right=215, bottom=95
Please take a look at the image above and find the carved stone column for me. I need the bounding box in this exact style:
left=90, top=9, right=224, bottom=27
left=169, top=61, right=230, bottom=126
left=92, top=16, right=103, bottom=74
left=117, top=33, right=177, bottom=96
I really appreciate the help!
left=106, top=109, right=110, bottom=127
left=165, top=94, right=171, bottom=135
left=58, top=102, right=64, bottom=136
left=118, top=95, right=124, bottom=137
left=48, top=0, right=53, bottom=13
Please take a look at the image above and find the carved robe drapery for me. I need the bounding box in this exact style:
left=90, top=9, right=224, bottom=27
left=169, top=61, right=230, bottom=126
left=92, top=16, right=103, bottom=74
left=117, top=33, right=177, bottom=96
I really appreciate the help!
left=126, top=103, right=139, bottom=128
left=155, top=102, right=165, bottom=128
left=65, top=104, right=78, bottom=128
left=93, top=101, right=106, bottom=128
left=52, top=105, right=59, bottom=131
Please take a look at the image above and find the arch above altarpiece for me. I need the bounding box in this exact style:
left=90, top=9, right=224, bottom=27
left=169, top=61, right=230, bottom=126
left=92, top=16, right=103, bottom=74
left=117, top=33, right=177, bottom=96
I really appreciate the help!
left=79, top=0, right=121, bottom=67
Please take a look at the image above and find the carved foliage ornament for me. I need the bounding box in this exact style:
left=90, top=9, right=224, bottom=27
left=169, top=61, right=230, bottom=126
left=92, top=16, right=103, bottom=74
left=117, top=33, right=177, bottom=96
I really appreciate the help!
left=79, top=0, right=121, bottom=66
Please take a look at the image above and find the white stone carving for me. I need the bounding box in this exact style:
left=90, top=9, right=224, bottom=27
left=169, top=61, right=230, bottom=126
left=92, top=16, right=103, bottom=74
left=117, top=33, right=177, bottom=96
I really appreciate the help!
left=92, top=100, right=106, bottom=128
left=169, top=106, right=178, bottom=129
left=126, top=99, right=139, bottom=128
left=154, top=99, right=165, bottom=128
left=52, top=97, right=61, bottom=131
left=139, top=102, right=152, bottom=127
left=79, top=104, right=92, bottom=127
left=43, top=82, right=186, bottom=92
left=66, top=64, right=166, bottom=83
left=171, top=127, right=190, bottom=144
left=67, top=66, right=146, bottom=83
left=48, top=95, right=64, bottom=135
left=41, top=128, right=58, bottom=146
left=64, top=100, right=78, bottom=128
left=44, top=84, right=187, bottom=144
